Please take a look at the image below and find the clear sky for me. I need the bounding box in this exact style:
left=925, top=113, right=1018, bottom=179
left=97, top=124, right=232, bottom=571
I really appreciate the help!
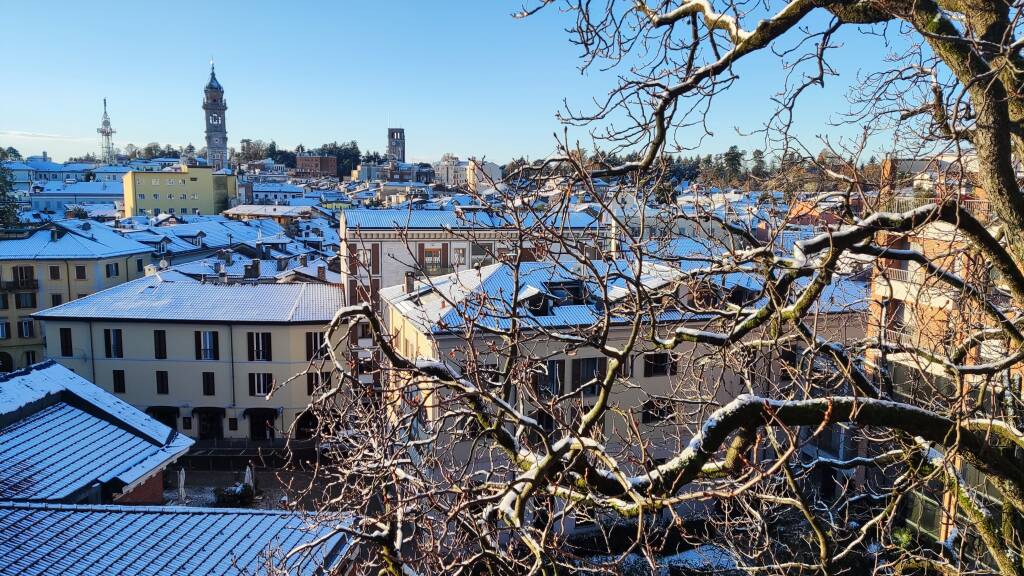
left=0, top=1, right=895, bottom=164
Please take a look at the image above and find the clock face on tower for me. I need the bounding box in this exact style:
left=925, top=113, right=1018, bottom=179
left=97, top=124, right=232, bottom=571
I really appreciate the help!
left=213, top=137, right=221, bottom=145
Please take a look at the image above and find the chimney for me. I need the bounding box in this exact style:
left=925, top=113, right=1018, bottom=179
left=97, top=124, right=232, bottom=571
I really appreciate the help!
left=277, top=258, right=288, bottom=272
left=221, top=249, right=233, bottom=265
left=299, top=254, right=308, bottom=267
left=317, top=266, right=326, bottom=281
left=404, top=271, right=415, bottom=294
left=213, top=262, right=224, bottom=274
left=244, top=262, right=260, bottom=279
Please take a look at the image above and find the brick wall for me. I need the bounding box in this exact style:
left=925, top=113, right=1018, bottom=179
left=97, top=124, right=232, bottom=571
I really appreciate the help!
left=114, top=471, right=165, bottom=505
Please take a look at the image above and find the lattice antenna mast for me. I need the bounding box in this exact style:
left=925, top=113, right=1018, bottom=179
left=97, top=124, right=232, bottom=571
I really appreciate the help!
left=97, top=98, right=116, bottom=164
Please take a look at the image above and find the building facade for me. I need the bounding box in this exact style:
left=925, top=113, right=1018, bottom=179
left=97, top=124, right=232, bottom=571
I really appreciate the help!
left=0, top=220, right=152, bottom=372
left=36, top=276, right=346, bottom=442
left=295, top=154, right=338, bottom=178
left=203, top=64, right=228, bottom=171
left=122, top=164, right=237, bottom=216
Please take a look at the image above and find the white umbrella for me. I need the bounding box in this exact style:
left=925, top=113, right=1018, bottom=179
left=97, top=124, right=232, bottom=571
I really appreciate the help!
left=243, top=464, right=253, bottom=490
left=177, top=468, right=186, bottom=502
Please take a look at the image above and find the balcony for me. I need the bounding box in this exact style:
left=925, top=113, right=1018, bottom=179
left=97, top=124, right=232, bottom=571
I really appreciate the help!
left=883, top=196, right=993, bottom=221
left=418, top=263, right=456, bottom=277
left=883, top=327, right=914, bottom=347
left=0, top=279, right=38, bottom=291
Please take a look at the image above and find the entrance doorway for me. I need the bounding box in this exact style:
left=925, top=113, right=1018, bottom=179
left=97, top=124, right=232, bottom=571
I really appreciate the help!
left=245, top=408, right=277, bottom=441
left=193, top=408, right=225, bottom=440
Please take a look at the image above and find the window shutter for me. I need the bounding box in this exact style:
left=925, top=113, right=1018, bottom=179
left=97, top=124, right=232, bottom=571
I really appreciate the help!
left=247, top=332, right=255, bottom=361
left=440, top=243, right=449, bottom=267
left=104, top=329, right=112, bottom=358
left=347, top=243, right=358, bottom=273
left=669, top=354, right=678, bottom=375
left=371, top=243, right=380, bottom=274
left=307, top=373, right=315, bottom=396
left=211, top=332, right=219, bottom=360
left=248, top=373, right=256, bottom=396
left=571, top=359, right=581, bottom=391
left=264, top=333, right=272, bottom=361
left=194, top=331, right=202, bottom=359
left=643, top=354, right=653, bottom=377
left=598, top=358, right=607, bottom=382
left=306, top=332, right=314, bottom=361
left=348, top=280, right=358, bottom=305
left=417, top=243, right=425, bottom=266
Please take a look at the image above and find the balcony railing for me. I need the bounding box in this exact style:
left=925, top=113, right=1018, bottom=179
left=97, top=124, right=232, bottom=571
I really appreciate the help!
left=0, top=279, right=38, bottom=291
left=883, top=328, right=914, bottom=347
left=418, top=264, right=456, bottom=277
left=883, top=196, right=993, bottom=221
left=879, top=267, right=914, bottom=284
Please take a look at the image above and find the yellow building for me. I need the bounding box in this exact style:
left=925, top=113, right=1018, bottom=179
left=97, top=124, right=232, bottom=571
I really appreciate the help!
left=123, top=164, right=237, bottom=217
left=0, top=220, right=153, bottom=371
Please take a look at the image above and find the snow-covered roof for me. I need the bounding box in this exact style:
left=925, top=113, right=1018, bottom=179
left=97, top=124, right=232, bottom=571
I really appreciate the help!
left=341, top=208, right=599, bottom=231
left=35, top=273, right=344, bottom=324
left=0, top=361, right=192, bottom=502
left=0, top=501, right=350, bottom=575
left=380, top=260, right=683, bottom=334
left=0, top=220, right=151, bottom=260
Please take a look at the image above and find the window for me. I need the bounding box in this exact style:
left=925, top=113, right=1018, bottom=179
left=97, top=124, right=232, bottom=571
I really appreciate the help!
left=105, top=262, right=120, bottom=278
left=59, top=327, right=73, bottom=357
left=642, top=399, right=673, bottom=424
left=228, top=417, right=238, bottom=431
left=249, top=372, right=273, bottom=396
left=13, top=266, right=34, bottom=287
left=453, top=247, right=467, bottom=265
left=50, top=294, right=62, bottom=307
left=194, top=330, right=219, bottom=360
left=0, top=320, right=9, bottom=339
left=202, top=372, right=215, bottom=396
left=182, top=417, right=192, bottom=430
left=643, top=353, right=678, bottom=377
left=156, top=371, right=169, bottom=394
left=112, top=370, right=125, bottom=394
left=571, top=357, right=606, bottom=396
left=137, top=193, right=145, bottom=200
left=306, top=331, right=327, bottom=360
left=75, top=265, right=86, bottom=280
left=103, top=328, right=123, bottom=358
left=153, top=330, right=167, bottom=359
left=151, top=179, right=159, bottom=186
left=179, top=193, right=187, bottom=200
left=24, top=351, right=36, bottom=365
left=306, top=371, right=332, bottom=395
left=0, top=294, right=8, bottom=309
left=17, top=319, right=34, bottom=339
left=536, top=360, right=564, bottom=397
left=136, top=259, right=144, bottom=273
left=14, top=293, right=36, bottom=309
left=247, top=332, right=272, bottom=361
left=48, top=265, right=60, bottom=280
left=168, top=208, right=175, bottom=214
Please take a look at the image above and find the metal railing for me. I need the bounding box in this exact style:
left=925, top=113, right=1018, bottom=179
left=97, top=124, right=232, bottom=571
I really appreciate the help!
left=883, top=328, right=914, bottom=347
left=883, top=196, right=993, bottom=220
left=0, top=279, right=38, bottom=291
left=879, top=267, right=914, bottom=284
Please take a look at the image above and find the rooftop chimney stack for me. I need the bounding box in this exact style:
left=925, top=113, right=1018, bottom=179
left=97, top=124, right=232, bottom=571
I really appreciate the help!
left=404, top=271, right=415, bottom=294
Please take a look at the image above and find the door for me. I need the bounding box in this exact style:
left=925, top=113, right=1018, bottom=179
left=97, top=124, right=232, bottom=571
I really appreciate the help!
left=249, top=413, right=276, bottom=441
left=197, top=412, right=223, bottom=440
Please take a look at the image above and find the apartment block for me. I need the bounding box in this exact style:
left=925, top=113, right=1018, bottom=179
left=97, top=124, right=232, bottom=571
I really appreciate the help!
left=35, top=275, right=346, bottom=442
left=123, top=164, right=238, bottom=217
left=0, top=220, right=152, bottom=372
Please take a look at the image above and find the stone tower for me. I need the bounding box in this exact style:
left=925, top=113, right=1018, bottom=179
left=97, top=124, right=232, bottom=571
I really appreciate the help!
left=387, top=128, right=405, bottom=163
left=203, top=62, right=228, bottom=170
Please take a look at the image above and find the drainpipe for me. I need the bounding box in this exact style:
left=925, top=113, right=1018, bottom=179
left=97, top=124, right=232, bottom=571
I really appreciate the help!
left=88, top=319, right=96, bottom=382
left=228, top=324, right=236, bottom=420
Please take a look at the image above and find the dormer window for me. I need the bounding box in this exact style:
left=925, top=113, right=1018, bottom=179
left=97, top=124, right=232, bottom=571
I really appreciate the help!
left=547, top=281, right=588, bottom=305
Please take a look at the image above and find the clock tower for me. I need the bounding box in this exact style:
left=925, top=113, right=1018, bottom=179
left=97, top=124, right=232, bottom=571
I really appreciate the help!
left=203, top=62, right=228, bottom=170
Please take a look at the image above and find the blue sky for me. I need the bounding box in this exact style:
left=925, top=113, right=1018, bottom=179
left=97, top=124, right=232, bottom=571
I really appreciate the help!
left=0, top=1, right=895, bottom=163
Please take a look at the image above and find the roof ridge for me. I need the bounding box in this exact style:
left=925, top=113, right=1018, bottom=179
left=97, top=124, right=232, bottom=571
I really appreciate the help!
left=0, top=500, right=310, bottom=516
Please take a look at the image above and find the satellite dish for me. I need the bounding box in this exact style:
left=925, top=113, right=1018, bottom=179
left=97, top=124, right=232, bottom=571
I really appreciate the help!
left=159, top=259, right=169, bottom=269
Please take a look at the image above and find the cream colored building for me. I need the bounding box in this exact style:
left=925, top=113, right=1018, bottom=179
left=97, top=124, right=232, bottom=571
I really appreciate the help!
left=35, top=274, right=345, bottom=441
left=0, top=220, right=152, bottom=372
left=378, top=260, right=867, bottom=530
left=123, top=164, right=238, bottom=217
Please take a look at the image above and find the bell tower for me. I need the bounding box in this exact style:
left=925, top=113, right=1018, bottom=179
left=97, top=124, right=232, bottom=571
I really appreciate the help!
left=203, top=61, right=228, bottom=170
left=387, top=128, right=405, bottom=163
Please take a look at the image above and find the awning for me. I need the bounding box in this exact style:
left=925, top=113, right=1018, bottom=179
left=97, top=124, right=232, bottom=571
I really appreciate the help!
left=241, top=408, right=278, bottom=419
left=191, top=407, right=226, bottom=417
left=145, top=406, right=180, bottom=416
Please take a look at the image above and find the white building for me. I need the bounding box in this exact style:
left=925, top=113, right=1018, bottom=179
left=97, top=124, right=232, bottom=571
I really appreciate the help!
left=432, top=155, right=502, bottom=192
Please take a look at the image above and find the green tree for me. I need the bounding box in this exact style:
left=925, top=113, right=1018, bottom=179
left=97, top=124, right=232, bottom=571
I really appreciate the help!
left=4, top=147, right=21, bottom=161
left=0, top=149, right=21, bottom=228
left=722, top=145, right=746, bottom=183
left=750, top=149, right=768, bottom=179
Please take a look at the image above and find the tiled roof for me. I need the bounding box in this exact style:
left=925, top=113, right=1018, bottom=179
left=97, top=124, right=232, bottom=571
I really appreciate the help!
left=0, top=220, right=152, bottom=260
left=0, top=502, right=349, bottom=575
left=35, top=273, right=344, bottom=324
left=0, top=361, right=192, bottom=502
left=381, top=260, right=682, bottom=334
